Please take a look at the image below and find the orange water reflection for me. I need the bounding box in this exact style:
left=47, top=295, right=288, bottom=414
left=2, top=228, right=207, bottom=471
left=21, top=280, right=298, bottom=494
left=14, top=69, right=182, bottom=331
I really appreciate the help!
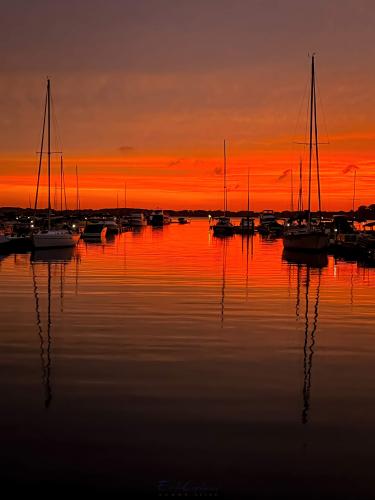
left=0, top=220, right=374, bottom=495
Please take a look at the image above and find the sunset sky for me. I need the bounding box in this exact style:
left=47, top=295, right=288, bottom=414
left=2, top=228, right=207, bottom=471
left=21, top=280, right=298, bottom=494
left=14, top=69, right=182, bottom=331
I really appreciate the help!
left=0, top=0, right=374, bottom=211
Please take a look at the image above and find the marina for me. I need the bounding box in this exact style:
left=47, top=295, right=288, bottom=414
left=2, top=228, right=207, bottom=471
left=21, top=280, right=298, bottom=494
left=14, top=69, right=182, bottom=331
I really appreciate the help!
left=1, top=1, right=375, bottom=497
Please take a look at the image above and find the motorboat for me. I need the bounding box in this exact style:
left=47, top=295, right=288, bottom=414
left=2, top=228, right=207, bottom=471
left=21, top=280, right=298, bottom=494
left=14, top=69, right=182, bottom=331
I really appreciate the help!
left=149, top=210, right=171, bottom=226
left=234, top=217, right=254, bottom=234
left=128, top=213, right=147, bottom=227
left=260, top=209, right=276, bottom=225
left=357, top=222, right=375, bottom=260
left=178, top=217, right=190, bottom=224
left=257, top=210, right=283, bottom=235
left=82, top=222, right=107, bottom=240
left=212, top=216, right=235, bottom=237
left=104, top=219, right=119, bottom=235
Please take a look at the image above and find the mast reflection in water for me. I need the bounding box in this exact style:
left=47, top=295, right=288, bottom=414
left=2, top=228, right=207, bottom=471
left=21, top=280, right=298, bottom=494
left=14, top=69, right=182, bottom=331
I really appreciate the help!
left=283, top=250, right=326, bottom=425
left=30, top=247, right=76, bottom=408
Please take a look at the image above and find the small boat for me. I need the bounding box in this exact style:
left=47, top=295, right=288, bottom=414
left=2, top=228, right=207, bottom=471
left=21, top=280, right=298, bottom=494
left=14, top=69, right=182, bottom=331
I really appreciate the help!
left=32, top=79, right=78, bottom=250
left=128, top=213, right=147, bottom=227
left=177, top=217, right=190, bottom=224
left=234, top=217, right=255, bottom=234
left=104, top=219, right=119, bottom=235
left=213, top=140, right=235, bottom=237
left=283, top=55, right=329, bottom=252
left=82, top=222, right=107, bottom=240
left=213, top=216, right=235, bottom=236
left=357, top=223, right=375, bottom=260
left=150, top=210, right=171, bottom=226
left=260, top=209, right=276, bottom=225
left=329, top=215, right=359, bottom=253
left=257, top=210, right=283, bottom=235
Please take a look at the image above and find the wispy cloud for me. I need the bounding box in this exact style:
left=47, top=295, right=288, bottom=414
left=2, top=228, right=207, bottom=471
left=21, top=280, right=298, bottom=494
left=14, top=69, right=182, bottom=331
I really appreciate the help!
left=277, top=168, right=291, bottom=181
left=342, top=164, right=359, bottom=174
left=119, top=146, right=134, bottom=152
left=168, top=158, right=184, bottom=167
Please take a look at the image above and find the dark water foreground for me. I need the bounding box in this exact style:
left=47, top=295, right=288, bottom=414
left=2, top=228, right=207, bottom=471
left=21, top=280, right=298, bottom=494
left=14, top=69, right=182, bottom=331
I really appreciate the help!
left=0, top=220, right=374, bottom=497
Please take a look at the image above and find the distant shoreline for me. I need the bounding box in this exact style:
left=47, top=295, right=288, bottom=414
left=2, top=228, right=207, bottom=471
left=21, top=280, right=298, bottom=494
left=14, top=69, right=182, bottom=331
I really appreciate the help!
left=1, top=205, right=374, bottom=221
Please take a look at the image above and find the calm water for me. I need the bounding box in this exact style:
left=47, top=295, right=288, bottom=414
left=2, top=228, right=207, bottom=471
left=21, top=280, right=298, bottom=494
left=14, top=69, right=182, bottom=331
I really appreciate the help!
left=0, top=219, right=374, bottom=497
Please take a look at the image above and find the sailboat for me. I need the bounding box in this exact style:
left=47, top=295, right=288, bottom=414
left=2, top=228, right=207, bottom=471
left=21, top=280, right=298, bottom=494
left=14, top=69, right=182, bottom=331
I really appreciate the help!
left=32, top=79, right=79, bottom=249
left=213, top=140, right=235, bottom=237
left=283, top=55, right=329, bottom=252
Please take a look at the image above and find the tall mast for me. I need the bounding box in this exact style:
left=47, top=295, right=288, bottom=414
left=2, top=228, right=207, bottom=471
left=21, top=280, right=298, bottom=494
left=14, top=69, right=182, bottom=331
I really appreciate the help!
left=223, top=139, right=227, bottom=215
left=313, top=58, right=322, bottom=218
left=124, top=182, right=127, bottom=211
left=298, top=158, right=303, bottom=213
left=290, top=168, right=294, bottom=213
left=76, top=164, right=79, bottom=213
left=34, top=92, right=47, bottom=216
left=61, top=157, right=68, bottom=211
left=247, top=166, right=250, bottom=220
left=47, top=78, right=51, bottom=230
left=60, top=155, right=63, bottom=212
left=53, top=182, right=57, bottom=209
left=352, top=168, right=357, bottom=214
left=307, top=56, right=314, bottom=226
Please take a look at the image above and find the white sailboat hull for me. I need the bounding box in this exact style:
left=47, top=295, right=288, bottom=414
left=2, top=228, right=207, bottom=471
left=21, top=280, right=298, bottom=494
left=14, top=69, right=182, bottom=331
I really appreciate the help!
left=283, top=231, right=329, bottom=251
left=33, top=231, right=79, bottom=249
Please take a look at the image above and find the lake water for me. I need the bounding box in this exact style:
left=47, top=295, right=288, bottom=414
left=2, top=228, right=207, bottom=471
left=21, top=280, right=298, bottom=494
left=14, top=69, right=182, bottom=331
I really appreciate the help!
left=0, top=219, right=374, bottom=497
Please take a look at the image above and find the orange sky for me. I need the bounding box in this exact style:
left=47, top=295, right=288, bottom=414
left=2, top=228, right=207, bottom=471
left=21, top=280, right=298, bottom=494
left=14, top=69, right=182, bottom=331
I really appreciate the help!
left=0, top=1, right=374, bottom=211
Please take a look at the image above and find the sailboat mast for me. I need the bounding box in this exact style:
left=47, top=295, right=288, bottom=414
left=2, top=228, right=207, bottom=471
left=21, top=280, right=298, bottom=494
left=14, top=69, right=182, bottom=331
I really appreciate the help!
left=47, top=79, right=51, bottom=230
left=352, top=168, right=357, bottom=213
left=290, top=168, right=294, bottom=213
left=60, top=155, right=63, bottom=212
left=307, top=56, right=314, bottom=226
left=61, top=157, right=68, bottom=211
left=312, top=58, right=322, bottom=218
left=247, top=166, right=250, bottom=220
left=34, top=93, right=47, bottom=216
left=298, top=159, right=303, bottom=213
left=223, top=139, right=227, bottom=216
left=54, top=182, right=57, bottom=210
left=76, top=164, right=79, bottom=213
left=124, top=182, right=127, bottom=210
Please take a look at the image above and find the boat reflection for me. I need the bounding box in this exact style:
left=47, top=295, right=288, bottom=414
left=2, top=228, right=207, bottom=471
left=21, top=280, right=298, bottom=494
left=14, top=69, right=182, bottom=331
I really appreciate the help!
left=30, top=247, right=80, bottom=408
left=283, top=249, right=328, bottom=268
left=130, top=225, right=147, bottom=235
left=219, top=238, right=228, bottom=328
left=31, top=262, right=53, bottom=408
left=293, top=263, right=322, bottom=424
left=31, top=246, right=75, bottom=263
left=241, top=233, right=253, bottom=299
